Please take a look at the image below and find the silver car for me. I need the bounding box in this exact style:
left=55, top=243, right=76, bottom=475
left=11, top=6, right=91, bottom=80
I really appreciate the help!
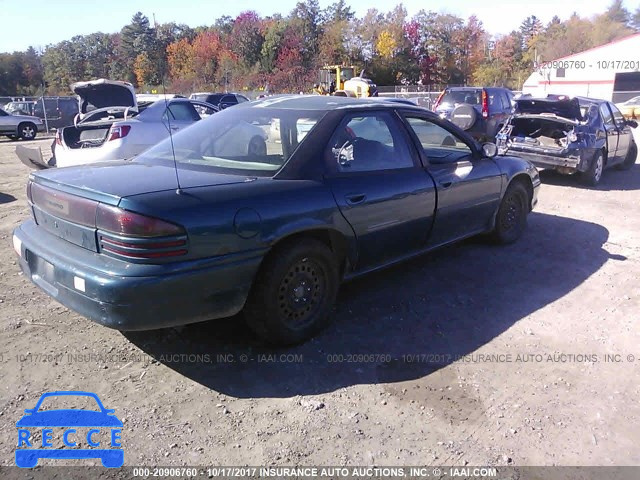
left=0, top=108, right=44, bottom=140
left=54, top=80, right=219, bottom=168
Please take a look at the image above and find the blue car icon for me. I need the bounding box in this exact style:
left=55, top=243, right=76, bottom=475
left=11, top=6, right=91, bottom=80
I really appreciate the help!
left=16, top=391, right=123, bottom=468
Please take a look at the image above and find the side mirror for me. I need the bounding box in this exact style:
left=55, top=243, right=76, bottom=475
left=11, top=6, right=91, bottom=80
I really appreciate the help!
left=481, top=142, right=497, bottom=158
left=625, top=119, right=638, bottom=128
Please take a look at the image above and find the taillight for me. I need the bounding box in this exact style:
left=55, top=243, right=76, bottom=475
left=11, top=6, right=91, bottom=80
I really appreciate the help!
left=96, top=204, right=187, bottom=260
left=433, top=91, right=445, bottom=111
left=55, top=130, right=62, bottom=146
left=107, top=125, right=131, bottom=142
left=481, top=90, right=489, bottom=118
left=26, top=180, right=33, bottom=203
left=96, top=204, right=184, bottom=237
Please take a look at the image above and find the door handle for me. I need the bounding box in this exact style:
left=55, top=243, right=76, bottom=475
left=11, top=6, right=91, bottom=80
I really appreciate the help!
left=170, top=126, right=180, bottom=131
left=440, top=181, right=453, bottom=188
left=345, top=193, right=366, bottom=205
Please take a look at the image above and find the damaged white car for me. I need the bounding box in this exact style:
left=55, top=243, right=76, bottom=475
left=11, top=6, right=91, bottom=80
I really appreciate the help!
left=16, top=79, right=218, bottom=169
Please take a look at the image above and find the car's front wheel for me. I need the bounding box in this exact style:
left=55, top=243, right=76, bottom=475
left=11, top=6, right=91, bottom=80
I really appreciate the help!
left=244, top=239, right=339, bottom=345
left=490, top=181, right=529, bottom=244
left=18, top=122, right=37, bottom=140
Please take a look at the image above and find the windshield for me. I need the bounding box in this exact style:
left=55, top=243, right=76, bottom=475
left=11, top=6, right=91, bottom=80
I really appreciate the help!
left=135, top=106, right=324, bottom=177
left=440, top=90, right=482, bottom=106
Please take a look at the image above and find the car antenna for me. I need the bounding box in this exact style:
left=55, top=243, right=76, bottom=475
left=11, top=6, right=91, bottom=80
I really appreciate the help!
left=156, top=17, right=182, bottom=195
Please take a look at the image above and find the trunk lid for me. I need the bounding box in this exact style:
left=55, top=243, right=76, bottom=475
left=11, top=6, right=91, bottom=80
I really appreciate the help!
left=72, top=79, right=137, bottom=117
left=514, top=97, right=583, bottom=121
left=32, top=161, right=251, bottom=200
left=29, top=163, right=252, bottom=251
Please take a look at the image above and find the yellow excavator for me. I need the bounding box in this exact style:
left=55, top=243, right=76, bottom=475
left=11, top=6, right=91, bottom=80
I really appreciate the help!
left=314, top=65, right=379, bottom=98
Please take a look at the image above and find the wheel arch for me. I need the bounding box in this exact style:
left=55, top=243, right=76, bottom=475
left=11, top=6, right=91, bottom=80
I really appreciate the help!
left=506, top=173, right=534, bottom=212
left=264, top=227, right=352, bottom=279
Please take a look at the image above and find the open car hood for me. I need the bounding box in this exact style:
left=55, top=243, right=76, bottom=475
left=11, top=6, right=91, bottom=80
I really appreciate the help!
left=514, top=97, right=583, bottom=121
left=72, top=79, right=137, bottom=116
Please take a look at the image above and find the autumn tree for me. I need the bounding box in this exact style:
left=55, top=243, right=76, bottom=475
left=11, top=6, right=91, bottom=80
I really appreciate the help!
left=166, top=38, right=195, bottom=83
left=230, top=11, right=264, bottom=71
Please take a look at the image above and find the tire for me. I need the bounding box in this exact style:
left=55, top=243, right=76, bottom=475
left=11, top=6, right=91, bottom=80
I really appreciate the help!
left=490, top=182, right=529, bottom=244
left=18, top=122, right=37, bottom=140
left=450, top=104, right=477, bottom=131
left=244, top=239, right=339, bottom=345
left=248, top=136, right=267, bottom=156
left=581, top=151, right=604, bottom=186
left=616, top=141, right=637, bottom=170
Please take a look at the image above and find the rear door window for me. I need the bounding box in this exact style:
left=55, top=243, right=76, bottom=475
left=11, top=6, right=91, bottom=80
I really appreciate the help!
left=165, top=102, right=199, bottom=122
left=222, top=95, right=237, bottom=105
left=404, top=116, right=473, bottom=164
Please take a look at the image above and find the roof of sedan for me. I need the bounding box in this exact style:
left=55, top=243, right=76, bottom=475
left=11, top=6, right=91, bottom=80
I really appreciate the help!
left=248, top=95, right=423, bottom=111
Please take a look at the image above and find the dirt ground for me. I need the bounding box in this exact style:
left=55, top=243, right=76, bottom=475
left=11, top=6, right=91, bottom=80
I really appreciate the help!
left=0, top=135, right=639, bottom=468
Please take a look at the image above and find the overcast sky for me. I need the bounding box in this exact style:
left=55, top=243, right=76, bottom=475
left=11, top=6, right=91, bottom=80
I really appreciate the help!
left=1, top=0, right=638, bottom=53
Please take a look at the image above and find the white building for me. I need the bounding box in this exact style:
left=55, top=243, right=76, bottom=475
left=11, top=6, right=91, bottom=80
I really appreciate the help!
left=522, top=33, right=640, bottom=102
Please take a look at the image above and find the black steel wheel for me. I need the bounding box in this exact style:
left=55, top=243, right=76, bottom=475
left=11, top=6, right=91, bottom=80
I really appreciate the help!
left=244, top=239, right=339, bottom=345
left=490, top=181, right=529, bottom=244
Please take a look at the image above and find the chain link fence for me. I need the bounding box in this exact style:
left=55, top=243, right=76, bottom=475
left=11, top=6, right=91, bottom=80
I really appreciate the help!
left=377, top=85, right=465, bottom=110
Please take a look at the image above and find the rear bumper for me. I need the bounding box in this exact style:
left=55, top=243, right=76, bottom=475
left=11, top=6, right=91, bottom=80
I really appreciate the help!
left=508, top=150, right=581, bottom=170
left=13, top=220, right=264, bottom=330
left=55, top=139, right=141, bottom=168
left=498, top=144, right=599, bottom=173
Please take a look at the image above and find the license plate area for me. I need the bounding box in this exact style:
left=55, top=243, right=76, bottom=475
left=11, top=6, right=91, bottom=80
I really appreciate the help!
left=26, top=250, right=58, bottom=296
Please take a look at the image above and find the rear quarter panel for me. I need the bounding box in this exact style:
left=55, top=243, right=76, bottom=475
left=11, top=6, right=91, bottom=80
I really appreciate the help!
left=119, top=178, right=357, bottom=265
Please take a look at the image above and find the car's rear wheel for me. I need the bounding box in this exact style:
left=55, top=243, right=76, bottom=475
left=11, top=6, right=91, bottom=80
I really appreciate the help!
left=18, top=122, right=37, bottom=140
left=490, top=182, right=529, bottom=244
left=244, top=239, right=339, bottom=345
left=581, top=151, right=604, bottom=186
left=616, top=141, right=637, bottom=170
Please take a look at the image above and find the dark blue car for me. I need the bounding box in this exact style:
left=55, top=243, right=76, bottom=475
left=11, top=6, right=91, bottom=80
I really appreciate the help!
left=15, top=391, right=123, bottom=468
left=13, top=96, right=540, bottom=344
left=496, top=96, right=637, bottom=186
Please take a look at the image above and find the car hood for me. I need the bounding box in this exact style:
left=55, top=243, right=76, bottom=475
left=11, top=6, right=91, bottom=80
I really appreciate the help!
left=33, top=161, right=254, bottom=204
left=16, top=409, right=122, bottom=427
left=514, top=97, right=582, bottom=121
left=72, top=79, right=137, bottom=115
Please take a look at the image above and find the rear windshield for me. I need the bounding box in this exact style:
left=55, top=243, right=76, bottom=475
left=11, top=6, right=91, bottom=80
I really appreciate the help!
left=135, top=106, right=325, bottom=177
left=441, top=90, right=482, bottom=106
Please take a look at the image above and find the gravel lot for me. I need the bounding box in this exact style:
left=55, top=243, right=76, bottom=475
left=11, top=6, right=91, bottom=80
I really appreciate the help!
left=0, top=135, right=639, bottom=468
